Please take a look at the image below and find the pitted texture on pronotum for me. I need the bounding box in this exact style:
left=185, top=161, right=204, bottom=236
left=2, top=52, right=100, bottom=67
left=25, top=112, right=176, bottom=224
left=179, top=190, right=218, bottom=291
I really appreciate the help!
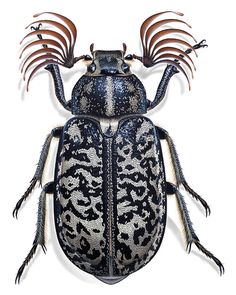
left=71, top=74, right=147, bottom=117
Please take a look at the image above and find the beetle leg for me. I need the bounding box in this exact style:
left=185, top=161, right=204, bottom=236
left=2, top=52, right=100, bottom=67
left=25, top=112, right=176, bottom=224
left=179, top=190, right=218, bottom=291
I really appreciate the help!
left=184, top=39, right=208, bottom=55
left=147, top=40, right=207, bottom=110
left=13, top=127, right=62, bottom=218
left=156, top=126, right=211, bottom=217
left=166, top=182, right=224, bottom=275
left=147, top=64, right=179, bottom=109
left=45, top=64, right=72, bottom=111
left=15, top=182, right=54, bottom=284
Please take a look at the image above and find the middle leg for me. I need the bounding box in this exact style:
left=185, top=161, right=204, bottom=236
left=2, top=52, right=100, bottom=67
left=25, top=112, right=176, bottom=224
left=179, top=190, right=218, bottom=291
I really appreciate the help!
left=13, top=127, right=62, bottom=218
left=156, top=125, right=211, bottom=216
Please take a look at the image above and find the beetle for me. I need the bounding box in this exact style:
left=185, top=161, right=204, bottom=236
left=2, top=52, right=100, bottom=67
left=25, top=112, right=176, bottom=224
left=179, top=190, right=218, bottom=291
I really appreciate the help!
left=13, top=11, right=224, bottom=284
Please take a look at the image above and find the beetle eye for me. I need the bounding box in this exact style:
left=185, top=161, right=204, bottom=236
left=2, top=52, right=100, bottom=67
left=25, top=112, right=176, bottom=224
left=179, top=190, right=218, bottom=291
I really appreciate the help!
left=87, top=63, right=96, bottom=73
left=122, top=63, right=130, bottom=73
left=125, top=54, right=133, bottom=60
left=84, top=55, right=92, bottom=61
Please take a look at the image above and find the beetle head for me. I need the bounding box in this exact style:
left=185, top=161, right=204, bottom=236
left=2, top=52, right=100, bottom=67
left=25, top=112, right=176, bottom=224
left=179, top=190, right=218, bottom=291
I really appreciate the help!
left=85, top=44, right=131, bottom=76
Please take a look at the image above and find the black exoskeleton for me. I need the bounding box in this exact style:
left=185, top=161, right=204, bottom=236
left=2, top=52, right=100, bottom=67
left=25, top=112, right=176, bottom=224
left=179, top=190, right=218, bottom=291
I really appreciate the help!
left=14, top=11, right=223, bottom=284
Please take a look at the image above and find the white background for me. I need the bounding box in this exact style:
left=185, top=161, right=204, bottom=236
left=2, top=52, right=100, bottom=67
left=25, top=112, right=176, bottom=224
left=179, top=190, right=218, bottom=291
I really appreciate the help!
left=1, top=0, right=235, bottom=294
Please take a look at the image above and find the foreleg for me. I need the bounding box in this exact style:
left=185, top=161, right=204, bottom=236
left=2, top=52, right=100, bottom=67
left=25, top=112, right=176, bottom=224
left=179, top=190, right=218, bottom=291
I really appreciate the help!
left=147, top=40, right=208, bottom=110
left=30, top=25, right=71, bottom=111
left=45, top=64, right=71, bottom=111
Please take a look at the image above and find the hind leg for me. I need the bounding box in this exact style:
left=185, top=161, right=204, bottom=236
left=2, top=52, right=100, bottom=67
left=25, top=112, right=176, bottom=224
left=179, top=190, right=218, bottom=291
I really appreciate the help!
left=166, top=182, right=224, bottom=275
left=15, top=182, right=54, bottom=284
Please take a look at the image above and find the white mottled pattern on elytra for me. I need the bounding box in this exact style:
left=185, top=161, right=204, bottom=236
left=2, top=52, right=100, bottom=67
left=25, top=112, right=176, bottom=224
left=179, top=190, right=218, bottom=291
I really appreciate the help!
left=55, top=116, right=166, bottom=277
left=115, top=117, right=166, bottom=274
left=55, top=118, right=106, bottom=273
left=61, top=147, right=102, bottom=173
left=135, top=120, right=153, bottom=141
left=67, top=124, right=83, bottom=143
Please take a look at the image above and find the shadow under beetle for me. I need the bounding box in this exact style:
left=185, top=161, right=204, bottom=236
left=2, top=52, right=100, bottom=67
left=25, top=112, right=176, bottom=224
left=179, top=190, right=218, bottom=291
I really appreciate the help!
left=13, top=11, right=224, bottom=284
